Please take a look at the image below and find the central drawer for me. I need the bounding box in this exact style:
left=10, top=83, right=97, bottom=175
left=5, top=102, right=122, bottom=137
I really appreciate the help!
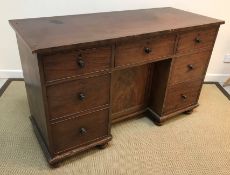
left=47, top=74, right=110, bottom=119
left=115, top=34, right=175, bottom=66
left=51, top=109, right=109, bottom=153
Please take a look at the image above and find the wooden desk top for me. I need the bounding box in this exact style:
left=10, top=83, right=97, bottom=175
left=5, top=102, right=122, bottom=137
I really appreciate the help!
left=9, top=7, right=224, bottom=53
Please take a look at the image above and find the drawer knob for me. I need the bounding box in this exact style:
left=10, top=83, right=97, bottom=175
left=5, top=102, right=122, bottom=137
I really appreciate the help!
left=77, top=58, right=85, bottom=68
left=79, top=93, right=85, bottom=100
left=80, top=127, right=87, bottom=135
left=181, top=94, right=187, bottom=100
left=187, top=64, right=194, bottom=70
left=144, top=47, right=152, bottom=54
left=194, top=37, right=201, bottom=43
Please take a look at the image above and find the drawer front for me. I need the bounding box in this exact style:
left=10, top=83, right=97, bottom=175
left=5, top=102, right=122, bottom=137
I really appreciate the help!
left=170, top=51, right=211, bottom=85
left=115, top=34, right=175, bottom=66
left=47, top=74, right=110, bottom=119
left=51, top=109, right=109, bottom=153
left=43, top=46, right=111, bottom=81
left=163, top=80, right=202, bottom=114
left=176, top=27, right=217, bottom=54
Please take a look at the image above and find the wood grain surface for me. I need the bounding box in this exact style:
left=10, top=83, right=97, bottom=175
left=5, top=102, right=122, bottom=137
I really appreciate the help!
left=9, top=7, right=224, bottom=53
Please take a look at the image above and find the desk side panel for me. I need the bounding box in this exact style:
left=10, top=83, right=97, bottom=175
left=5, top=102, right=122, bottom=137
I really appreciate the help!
left=16, top=35, right=49, bottom=146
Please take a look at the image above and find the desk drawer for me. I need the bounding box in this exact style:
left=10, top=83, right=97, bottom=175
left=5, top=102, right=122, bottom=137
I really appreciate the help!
left=163, top=80, right=202, bottom=114
left=115, top=34, right=175, bottom=66
left=170, top=51, right=211, bottom=85
left=176, top=27, right=217, bottom=54
left=43, top=46, right=111, bottom=81
left=47, top=74, right=110, bottom=119
left=51, top=109, right=109, bottom=153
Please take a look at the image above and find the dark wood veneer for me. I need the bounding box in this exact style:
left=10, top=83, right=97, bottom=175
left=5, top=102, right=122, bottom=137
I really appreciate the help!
left=176, top=27, right=217, bottom=54
left=51, top=109, right=110, bottom=153
left=115, top=34, right=175, bottom=66
left=47, top=74, right=110, bottom=120
left=9, top=8, right=224, bottom=166
left=16, top=35, right=51, bottom=149
left=170, top=50, right=212, bottom=85
left=111, top=64, right=150, bottom=120
left=163, top=79, right=203, bottom=114
left=9, top=7, right=224, bottom=53
left=43, top=46, right=112, bottom=82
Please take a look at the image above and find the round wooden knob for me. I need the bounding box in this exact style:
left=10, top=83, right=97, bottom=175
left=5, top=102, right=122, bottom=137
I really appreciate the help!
left=77, top=58, right=85, bottom=68
left=187, top=64, right=194, bottom=70
left=194, top=37, right=201, bottom=43
left=80, top=128, right=87, bottom=135
left=181, top=94, right=187, bottom=100
left=79, top=93, right=85, bottom=100
left=144, top=47, right=152, bottom=54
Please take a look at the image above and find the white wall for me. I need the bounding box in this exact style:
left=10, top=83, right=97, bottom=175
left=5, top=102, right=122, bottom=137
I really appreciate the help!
left=1, top=0, right=230, bottom=81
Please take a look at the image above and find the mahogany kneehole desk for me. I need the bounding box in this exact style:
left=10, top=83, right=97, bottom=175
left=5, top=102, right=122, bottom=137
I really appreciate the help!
left=9, top=7, right=224, bottom=166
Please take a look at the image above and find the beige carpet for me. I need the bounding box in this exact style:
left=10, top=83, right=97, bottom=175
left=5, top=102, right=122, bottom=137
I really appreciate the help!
left=0, top=81, right=230, bottom=175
